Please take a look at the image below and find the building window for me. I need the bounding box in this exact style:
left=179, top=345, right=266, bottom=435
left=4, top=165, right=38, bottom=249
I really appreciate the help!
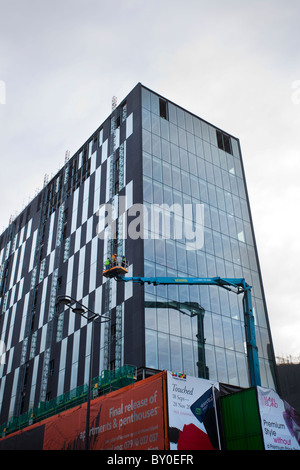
left=216, top=130, right=232, bottom=154
left=57, top=276, right=62, bottom=291
left=121, top=102, right=127, bottom=123
left=159, top=99, right=168, bottom=120
left=63, top=236, right=70, bottom=262
left=49, top=360, right=55, bottom=377
left=111, top=324, right=116, bottom=343
left=26, top=207, right=31, bottom=223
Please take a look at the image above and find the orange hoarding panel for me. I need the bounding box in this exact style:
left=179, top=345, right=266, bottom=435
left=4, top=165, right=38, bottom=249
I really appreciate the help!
left=43, top=405, right=86, bottom=450
left=43, top=372, right=166, bottom=450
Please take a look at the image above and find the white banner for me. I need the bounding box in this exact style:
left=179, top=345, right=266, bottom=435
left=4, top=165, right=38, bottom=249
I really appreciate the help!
left=166, top=371, right=219, bottom=450
left=257, top=386, right=300, bottom=450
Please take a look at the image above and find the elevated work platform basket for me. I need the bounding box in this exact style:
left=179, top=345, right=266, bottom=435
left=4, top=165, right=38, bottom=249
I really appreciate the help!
left=103, top=256, right=129, bottom=278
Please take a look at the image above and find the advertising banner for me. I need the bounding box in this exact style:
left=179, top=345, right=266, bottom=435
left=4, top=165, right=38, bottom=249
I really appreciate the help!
left=257, top=386, right=300, bottom=450
left=166, top=371, right=219, bottom=450
left=43, top=372, right=166, bottom=450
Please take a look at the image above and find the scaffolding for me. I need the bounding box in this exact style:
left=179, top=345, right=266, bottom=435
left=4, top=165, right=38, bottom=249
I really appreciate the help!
left=39, top=161, right=69, bottom=403
left=103, top=98, right=126, bottom=371
left=0, top=365, right=136, bottom=438
left=15, top=182, right=50, bottom=416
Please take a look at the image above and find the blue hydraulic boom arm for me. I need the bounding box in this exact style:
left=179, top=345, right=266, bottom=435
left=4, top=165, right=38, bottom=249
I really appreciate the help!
left=125, top=276, right=261, bottom=387
left=103, top=262, right=261, bottom=387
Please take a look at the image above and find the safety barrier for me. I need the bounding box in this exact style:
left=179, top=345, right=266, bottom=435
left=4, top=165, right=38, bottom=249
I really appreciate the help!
left=0, top=365, right=136, bottom=438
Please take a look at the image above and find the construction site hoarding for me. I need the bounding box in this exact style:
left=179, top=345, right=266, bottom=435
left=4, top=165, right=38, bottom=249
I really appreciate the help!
left=221, top=386, right=300, bottom=450
left=3, top=370, right=298, bottom=451
left=220, top=387, right=264, bottom=450
left=0, top=372, right=167, bottom=450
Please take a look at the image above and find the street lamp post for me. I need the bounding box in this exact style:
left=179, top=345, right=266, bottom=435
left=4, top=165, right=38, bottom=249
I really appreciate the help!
left=56, top=295, right=110, bottom=450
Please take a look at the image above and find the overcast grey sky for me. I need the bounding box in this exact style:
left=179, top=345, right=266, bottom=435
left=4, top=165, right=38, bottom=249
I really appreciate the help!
left=1, top=0, right=300, bottom=359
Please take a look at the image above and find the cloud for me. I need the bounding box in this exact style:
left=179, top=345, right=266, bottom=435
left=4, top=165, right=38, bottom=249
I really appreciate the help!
left=0, top=0, right=300, bottom=359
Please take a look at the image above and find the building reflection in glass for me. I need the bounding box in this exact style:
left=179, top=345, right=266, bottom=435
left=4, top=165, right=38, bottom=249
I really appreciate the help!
left=144, top=300, right=208, bottom=379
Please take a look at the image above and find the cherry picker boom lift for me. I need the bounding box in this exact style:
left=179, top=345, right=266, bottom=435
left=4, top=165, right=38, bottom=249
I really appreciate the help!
left=103, top=262, right=261, bottom=387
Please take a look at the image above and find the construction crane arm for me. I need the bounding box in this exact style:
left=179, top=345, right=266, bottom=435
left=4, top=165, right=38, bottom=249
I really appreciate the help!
left=103, top=264, right=261, bottom=387
left=119, top=275, right=250, bottom=293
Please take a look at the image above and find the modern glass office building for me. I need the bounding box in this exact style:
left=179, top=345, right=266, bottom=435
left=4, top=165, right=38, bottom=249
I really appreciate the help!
left=0, top=83, right=277, bottom=425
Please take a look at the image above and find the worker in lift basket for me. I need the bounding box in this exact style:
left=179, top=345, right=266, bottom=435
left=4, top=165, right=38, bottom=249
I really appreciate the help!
left=104, top=258, right=110, bottom=270
left=112, top=253, right=117, bottom=266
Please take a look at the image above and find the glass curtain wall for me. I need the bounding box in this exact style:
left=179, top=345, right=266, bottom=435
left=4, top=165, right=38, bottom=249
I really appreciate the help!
left=141, top=87, right=275, bottom=389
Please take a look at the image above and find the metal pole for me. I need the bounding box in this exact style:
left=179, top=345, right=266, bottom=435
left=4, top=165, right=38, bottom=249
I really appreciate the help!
left=243, top=289, right=261, bottom=387
left=56, top=296, right=110, bottom=450
left=212, top=384, right=222, bottom=450
left=85, top=318, right=94, bottom=450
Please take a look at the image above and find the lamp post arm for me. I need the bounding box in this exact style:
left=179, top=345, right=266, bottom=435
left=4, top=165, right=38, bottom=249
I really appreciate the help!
left=56, top=295, right=110, bottom=322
